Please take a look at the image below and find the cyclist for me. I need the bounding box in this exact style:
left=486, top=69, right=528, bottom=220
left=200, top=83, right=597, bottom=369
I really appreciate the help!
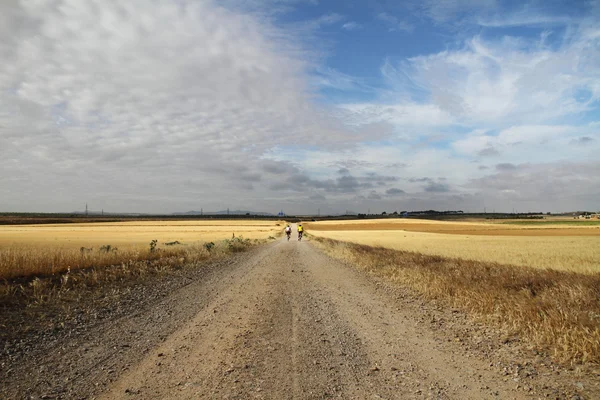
left=297, top=223, right=304, bottom=241
left=284, top=224, right=291, bottom=240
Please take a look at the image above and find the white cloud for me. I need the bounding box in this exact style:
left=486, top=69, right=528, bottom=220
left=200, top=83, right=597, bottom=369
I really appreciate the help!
left=268, top=142, right=477, bottom=194
left=477, top=13, right=572, bottom=28
left=342, top=22, right=361, bottom=31
left=0, top=0, right=372, bottom=213
left=218, top=0, right=319, bottom=16
left=1, top=0, right=599, bottom=214
left=317, top=6, right=600, bottom=212
left=382, top=24, right=600, bottom=127
left=467, top=161, right=600, bottom=212
left=301, top=13, right=345, bottom=30
left=338, top=103, right=456, bottom=131
left=417, top=0, right=498, bottom=24
left=377, top=12, right=414, bottom=33
left=311, top=67, right=375, bottom=93
left=451, top=125, right=600, bottom=172
left=452, top=125, right=587, bottom=155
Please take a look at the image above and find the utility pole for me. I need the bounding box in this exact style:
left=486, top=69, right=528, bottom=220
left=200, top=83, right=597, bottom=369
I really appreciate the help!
left=227, top=208, right=229, bottom=216
left=85, top=203, right=88, bottom=216
left=318, top=208, right=320, bottom=217
left=201, top=208, right=203, bottom=216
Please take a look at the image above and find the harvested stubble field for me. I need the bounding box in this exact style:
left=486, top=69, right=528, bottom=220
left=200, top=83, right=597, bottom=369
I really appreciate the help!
left=305, top=218, right=600, bottom=273
left=0, top=220, right=283, bottom=279
left=306, top=218, right=600, bottom=363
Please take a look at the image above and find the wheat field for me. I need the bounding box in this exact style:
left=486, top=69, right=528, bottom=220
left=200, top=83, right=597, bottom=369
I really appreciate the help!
left=0, top=220, right=282, bottom=248
left=0, top=220, right=283, bottom=279
left=305, top=219, right=600, bottom=273
left=307, top=218, right=600, bottom=363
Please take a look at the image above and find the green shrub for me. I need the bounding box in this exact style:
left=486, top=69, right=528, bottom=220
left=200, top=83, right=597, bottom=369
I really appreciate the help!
left=203, top=242, right=215, bottom=252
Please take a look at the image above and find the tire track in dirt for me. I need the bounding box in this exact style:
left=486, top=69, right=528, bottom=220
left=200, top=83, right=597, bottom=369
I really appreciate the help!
left=290, top=288, right=301, bottom=398
left=295, top=242, right=523, bottom=399
left=98, top=242, right=292, bottom=399
left=99, top=241, right=363, bottom=399
left=1, top=245, right=276, bottom=399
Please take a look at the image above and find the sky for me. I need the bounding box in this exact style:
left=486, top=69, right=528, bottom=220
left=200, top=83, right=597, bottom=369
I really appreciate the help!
left=1, top=0, right=599, bottom=215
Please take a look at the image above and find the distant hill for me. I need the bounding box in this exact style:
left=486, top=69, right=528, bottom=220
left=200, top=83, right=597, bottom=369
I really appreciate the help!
left=172, top=210, right=275, bottom=216
left=71, top=211, right=148, bottom=216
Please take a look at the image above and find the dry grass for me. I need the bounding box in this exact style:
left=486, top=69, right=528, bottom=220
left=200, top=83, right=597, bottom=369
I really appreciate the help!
left=305, top=220, right=600, bottom=273
left=0, top=220, right=280, bottom=350
left=0, top=220, right=282, bottom=279
left=0, top=236, right=263, bottom=309
left=0, top=220, right=282, bottom=249
left=312, top=237, right=600, bottom=364
left=305, top=218, right=600, bottom=236
left=0, top=245, right=182, bottom=280
left=0, top=236, right=264, bottom=345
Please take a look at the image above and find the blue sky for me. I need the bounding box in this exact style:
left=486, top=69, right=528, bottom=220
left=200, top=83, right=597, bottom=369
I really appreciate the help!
left=258, top=0, right=600, bottom=213
left=0, top=0, right=599, bottom=213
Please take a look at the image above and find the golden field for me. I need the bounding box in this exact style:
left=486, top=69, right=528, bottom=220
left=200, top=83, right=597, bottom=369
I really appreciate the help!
left=305, top=217, right=600, bottom=236
left=0, top=220, right=282, bottom=249
left=312, top=237, right=600, bottom=363
left=308, top=218, right=600, bottom=363
left=305, top=219, right=600, bottom=273
left=0, top=220, right=283, bottom=279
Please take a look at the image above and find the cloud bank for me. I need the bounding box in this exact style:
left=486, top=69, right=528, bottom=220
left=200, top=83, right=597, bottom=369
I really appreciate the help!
left=0, top=0, right=375, bottom=213
left=1, top=0, right=599, bottom=214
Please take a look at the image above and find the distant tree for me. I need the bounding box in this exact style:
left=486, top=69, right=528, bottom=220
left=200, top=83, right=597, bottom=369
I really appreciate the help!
left=381, top=211, right=387, bottom=215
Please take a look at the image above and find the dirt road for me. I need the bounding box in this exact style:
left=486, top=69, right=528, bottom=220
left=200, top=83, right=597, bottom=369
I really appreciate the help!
left=3, top=233, right=592, bottom=399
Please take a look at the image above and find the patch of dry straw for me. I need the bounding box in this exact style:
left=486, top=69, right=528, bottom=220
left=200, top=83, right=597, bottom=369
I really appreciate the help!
left=0, top=237, right=261, bottom=306
left=0, top=235, right=264, bottom=280
left=314, top=237, right=600, bottom=364
left=0, top=237, right=264, bottom=345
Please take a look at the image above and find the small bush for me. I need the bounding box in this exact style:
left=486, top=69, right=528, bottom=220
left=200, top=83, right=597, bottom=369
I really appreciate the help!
left=203, top=242, right=215, bottom=252
left=224, top=236, right=251, bottom=252
left=99, top=245, right=116, bottom=253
